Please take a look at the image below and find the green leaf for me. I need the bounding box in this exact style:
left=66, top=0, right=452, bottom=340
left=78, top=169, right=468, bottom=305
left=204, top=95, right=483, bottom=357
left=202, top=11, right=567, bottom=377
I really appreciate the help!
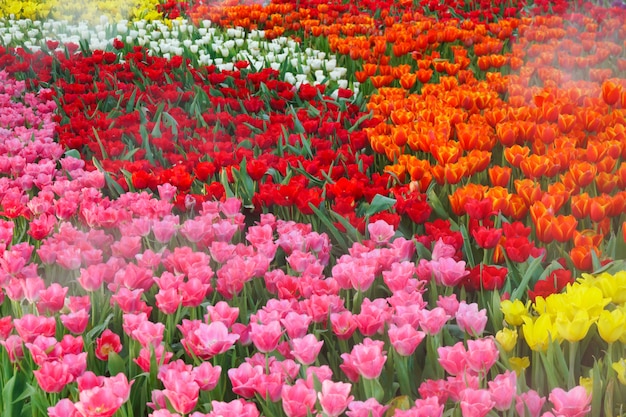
left=348, top=111, right=373, bottom=133
left=64, top=149, right=81, bottom=160
left=108, top=351, right=126, bottom=376
left=511, top=255, right=545, bottom=301
left=310, top=205, right=347, bottom=249
left=1, top=372, right=29, bottom=417
left=92, top=158, right=125, bottom=198
left=364, top=194, right=396, bottom=217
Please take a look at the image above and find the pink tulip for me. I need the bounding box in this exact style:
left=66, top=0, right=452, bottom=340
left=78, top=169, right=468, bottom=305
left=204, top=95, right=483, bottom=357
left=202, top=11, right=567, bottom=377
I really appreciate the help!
left=389, top=323, right=425, bottom=356
left=437, top=341, right=468, bottom=376
left=330, top=311, right=357, bottom=340
left=305, top=365, right=333, bottom=388
left=206, top=301, right=240, bottom=328
left=455, top=301, right=487, bottom=336
left=413, top=396, right=444, bottom=417
left=346, top=398, right=389, bottom=417
left=281, top=379, right=317, bottom=417
left=95, top=329, right=122, bottom=361
left=437, top=294, right=460, bottom=316
left=14, top=314, right=56, bottom=343
left=382, top=261, right=416, bottom=292
left=131, top=320, right=165, bottom=348
left=489, top=371, right=517, bottom=411
left=193, top=362, right=222, bottom=391
left=179, top=320, right=239, bottom=360
left=290, top=334, right=323, bottom=365
left=48, top=399, right=80, bottom=417
left=549, top=386, right=591, bottom=417
left=355, top=298, right=391, bottom=336
left=228, top=362, right=264, bottom=398
left=249, top=320, right=282, bottom=353
left=368, top=219, right=396, bottom=245
left=417, top=307, right=450, bottom=335
left=466, top=338, right=499, bottom=375
left=516, top=390, right=546, bottom=417
left=460, top=388, right=495, bottom=417
left=432, top=257, right=469, bottom=287
left=60, top=310, right=90, bottom=334
left=34, top=361, right=74, bottom=393
left=346, top=338, right=387, bottom=379
left=209, top=399, right=260, bottom=417
left=155, top=288, right=183, bottom=315
left=75, top=387, right=125, bottom=417
left=37, top=283, right=68, bottom=313
left=180, top=278, right=211, bottom=308
left=318, top=380, right=354, bottom=417
left=134, top=344, right=173, bottom=373
left=77, top=264, right=107, bottom=292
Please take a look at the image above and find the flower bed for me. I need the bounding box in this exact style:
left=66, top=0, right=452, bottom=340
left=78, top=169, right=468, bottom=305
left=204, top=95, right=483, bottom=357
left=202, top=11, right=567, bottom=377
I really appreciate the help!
left=0, top=0, right=625, bottom=416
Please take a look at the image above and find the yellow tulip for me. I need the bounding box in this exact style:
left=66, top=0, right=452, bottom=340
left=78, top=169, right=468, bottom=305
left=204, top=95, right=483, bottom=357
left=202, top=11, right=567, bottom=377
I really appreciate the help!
left=522, top=315, right=555, bottom=352
left=509, top=356, right=530, bottom=375
left=555, top=310, right=595, bottom=342
left=598, top=309, right=626, bottom=344
left=495, top=328, right=518, bottom=352
left=612, top=359, right=626, bottom=386
left=500, top=299, right=529, bottom=326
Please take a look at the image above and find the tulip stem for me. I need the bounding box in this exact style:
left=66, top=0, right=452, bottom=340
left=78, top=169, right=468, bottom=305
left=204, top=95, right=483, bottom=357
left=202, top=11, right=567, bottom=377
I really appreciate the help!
left=569, top=341, right=579, bottom=389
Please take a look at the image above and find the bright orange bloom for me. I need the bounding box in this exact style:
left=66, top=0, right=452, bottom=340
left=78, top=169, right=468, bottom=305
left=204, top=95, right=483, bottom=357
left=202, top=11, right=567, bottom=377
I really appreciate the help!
left=496, top=123, right=520, bottom=147
left=385, top=164, right=406, bottom=182
left=596, top=156, right=617, bottom=173
left=431, top=142, right=462, bottom=165
left=535, top=123, right=558, bottom=145
left=486, top=186, right=510, bottom=213
left=504, top=145, right=531, bottom=168
left=504, top=194, right=529, bottom=220
left=515, top=179, right=542, bottom=207
left=570, top=245, right=599, bottom=272
left=571, top=193, right=591, bottom=219
left=552, top=215, right=578, bottom=243
left=416, top=68, right=433, bottom=83
left=602, top=79, right=622, bottom=106
left=520, top=154, right=552, bottom=179
left=574, top=229, right=604, bottom=248
left=596, top=172, right=618, bottom=194
left=589, top=194, right=613, bottom=223
left=371, top=75, right=394, bottom=89
left=569, top=161, right=596, bottom=188
left=489, top=166, right=511, bottom=188
left=557, top=114, right=577, bottom=134
left=399, top=73, right=418, bottom=90
left=533, top=213, right=554, bottom=244
left=390, top=109, right=415, bottom=125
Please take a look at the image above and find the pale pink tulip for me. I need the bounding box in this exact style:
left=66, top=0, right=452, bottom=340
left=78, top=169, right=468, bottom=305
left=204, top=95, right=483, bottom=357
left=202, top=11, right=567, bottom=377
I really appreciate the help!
left=549, top=386, right=591, bottom=417
left=281, top=379, right=317, bottom=417
left=460, top=388, right=495, bottom=417
left=389, top=323, right=425, bottom=356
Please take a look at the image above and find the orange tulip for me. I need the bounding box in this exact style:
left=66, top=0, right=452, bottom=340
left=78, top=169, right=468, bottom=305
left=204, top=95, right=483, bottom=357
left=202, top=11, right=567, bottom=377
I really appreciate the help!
left=504, top=194, right=529, bottom=220
left=570, top=245, right=598, bottom=272
left=488, top=162, right=512, bottom=186
left=431, top=142, right=462, bottom=165
left=385, top=164, right=406, bottom=182
left=570, top=193, right=591, bottom=219
left=589, top=194, right=613, bottom=223
left=595, top=172, right=618, bottom=194
left=602, top=79, right=622, bottom=106
left=416, top=68, right=433, bottom=83
left=399, top=73, right=418, bottom=90
left=496, top=123, right=520, bottom=147
left=535, top=123, right=558, bottom=145
left=557, top=114, right=577, bottom=134
left=568, top=161, right=596, bottom=188
left=533, top=214, right=554, bottom=244
left=596, top=156, right=617, bottom=173
left=515, top=179, right=543, bottom=207
left=574, top=229, right=604, bottom=248
left=551, top=215, right=578, bottom=243
left=390, top=109, right=415, bottom=126
left=520, top=154, right=551, bottom=179
left=610, top=191, right=626, bottom=217
left=486, top=186, right=510, bottom=213
left=504, top=145, right=531, bottom=168
left=406, top=157, right=431, bottom=181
